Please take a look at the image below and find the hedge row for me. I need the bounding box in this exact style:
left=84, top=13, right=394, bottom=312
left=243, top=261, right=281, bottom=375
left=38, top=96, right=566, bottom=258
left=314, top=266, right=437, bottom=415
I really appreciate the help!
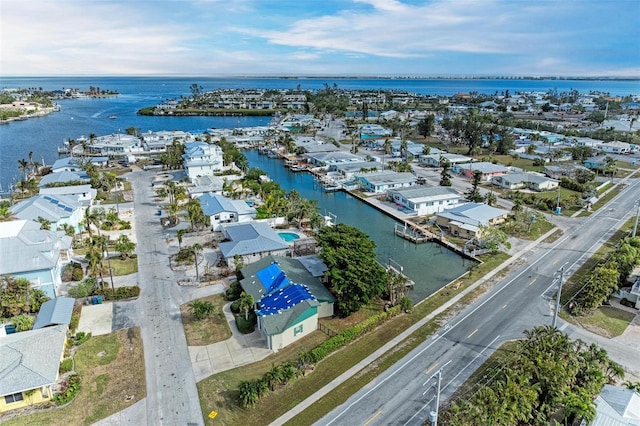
left=95, top=285, right=140, bottom=300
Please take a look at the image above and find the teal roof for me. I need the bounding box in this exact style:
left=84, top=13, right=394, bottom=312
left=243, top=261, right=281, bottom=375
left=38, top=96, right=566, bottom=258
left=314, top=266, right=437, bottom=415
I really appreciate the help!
left=260, top=300, right=318, bottom=336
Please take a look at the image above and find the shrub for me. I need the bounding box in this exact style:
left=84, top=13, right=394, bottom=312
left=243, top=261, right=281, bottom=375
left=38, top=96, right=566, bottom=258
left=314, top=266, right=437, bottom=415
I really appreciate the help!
left=230, top=299, right=241, bottom=314
left=75, top=331, right=92, bottom=345
left=11, top=314, right=35, bottom=332
left=53, top=373, right=80, bottom=405
left=71, top=265, right=84, bottom=281
left=95, top=285, right=140, bottom=300
left=188, top=300, right=215, bottom=320
left=59, top=358, right=73, bottom=374
left=225, top=280, right=243, bottom=301
left=68, top=279, right=97, bottom=298
left=236, top=312, right=256, bottom=334
left=399, top=296, right=413, bottom=312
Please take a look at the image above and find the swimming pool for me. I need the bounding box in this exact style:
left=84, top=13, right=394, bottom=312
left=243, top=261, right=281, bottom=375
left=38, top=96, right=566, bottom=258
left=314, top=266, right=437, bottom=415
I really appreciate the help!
left=278, top=232, right=301, bottom=242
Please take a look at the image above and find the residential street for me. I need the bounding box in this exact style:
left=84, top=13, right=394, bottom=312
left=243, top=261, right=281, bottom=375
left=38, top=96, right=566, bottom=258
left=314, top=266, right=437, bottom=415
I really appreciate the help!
left=126, top=170, right=204, bottom=426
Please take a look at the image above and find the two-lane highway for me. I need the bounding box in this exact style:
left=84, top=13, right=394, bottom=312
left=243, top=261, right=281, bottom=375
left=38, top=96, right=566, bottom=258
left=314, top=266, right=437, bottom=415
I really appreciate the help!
left=317, top=179, right=640, bottom=426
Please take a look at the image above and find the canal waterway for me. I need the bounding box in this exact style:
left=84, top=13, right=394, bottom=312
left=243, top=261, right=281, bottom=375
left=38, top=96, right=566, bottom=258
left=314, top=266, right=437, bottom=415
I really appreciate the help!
left=244, top=149, right=472, bottom=303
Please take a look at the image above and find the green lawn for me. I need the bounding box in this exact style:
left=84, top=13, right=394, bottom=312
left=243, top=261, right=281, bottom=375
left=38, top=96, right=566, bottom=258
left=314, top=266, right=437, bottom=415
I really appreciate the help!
left=561, top=306, right=635, bottom=338
left=109, top=257, right=138, bottom=276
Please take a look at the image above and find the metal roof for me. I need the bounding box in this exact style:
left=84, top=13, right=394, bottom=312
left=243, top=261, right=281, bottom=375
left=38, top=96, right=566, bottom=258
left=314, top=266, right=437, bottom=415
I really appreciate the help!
left=33, top=297, right=75, bottom=329
left=219, top=222, right=289, bottom=258
left=197, top=194, right=256, bottom=217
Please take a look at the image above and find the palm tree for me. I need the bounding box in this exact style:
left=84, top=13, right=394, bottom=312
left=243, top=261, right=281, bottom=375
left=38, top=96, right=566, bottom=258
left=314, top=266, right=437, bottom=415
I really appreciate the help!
left=238, top=291, right=254, bottom=320
left=238, top=380, right=259, bottom=407
left=36, top=216, right=51, bottom=230
left=0, top=205, right=15, bottom=222
left=191, top=243, right=203, bottom=281
left=17, top=159, right=29, bottom=189
left=188, top=300, right=215, bottom=320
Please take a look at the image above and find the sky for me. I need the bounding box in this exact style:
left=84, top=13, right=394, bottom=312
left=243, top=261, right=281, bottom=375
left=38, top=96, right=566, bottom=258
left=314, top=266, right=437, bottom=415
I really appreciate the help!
left=1, top=0, right=639, bottom=77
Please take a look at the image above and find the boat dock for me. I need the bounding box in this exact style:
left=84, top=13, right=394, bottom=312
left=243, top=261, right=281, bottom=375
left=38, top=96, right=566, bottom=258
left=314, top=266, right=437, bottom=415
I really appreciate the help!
left=394, top=221, right=480, bottom=261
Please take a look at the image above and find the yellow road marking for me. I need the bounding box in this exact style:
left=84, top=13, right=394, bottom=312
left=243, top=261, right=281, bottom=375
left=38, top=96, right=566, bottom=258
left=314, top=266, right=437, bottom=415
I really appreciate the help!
left=425, top=363, right=438, bottom=375
left=364, top=410, right=382, bottom=426
left=467, top=328, right=478, bottom=338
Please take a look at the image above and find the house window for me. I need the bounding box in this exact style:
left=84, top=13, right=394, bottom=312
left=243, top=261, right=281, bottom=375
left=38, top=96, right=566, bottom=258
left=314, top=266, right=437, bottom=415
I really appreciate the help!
left=4, top=392, right=24, bottom=404
left=293, top=324, right=303, bottom=336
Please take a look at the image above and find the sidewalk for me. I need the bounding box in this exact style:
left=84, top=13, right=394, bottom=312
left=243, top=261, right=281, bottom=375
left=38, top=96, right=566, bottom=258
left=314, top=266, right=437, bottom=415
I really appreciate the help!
left=189, top=302, right=272, bottom=382
left=269, top=226, right=559, bottom=425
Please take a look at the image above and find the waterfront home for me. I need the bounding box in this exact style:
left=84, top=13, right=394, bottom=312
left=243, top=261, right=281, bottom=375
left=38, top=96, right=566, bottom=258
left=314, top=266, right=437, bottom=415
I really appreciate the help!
left=238, top=256, right=335, bottom=351
left=303, top=151, right=364, bottom=169
left=10, top=194, right=85, bottom=232
left=544, top=164, right=591, bottom=180
left=354, top=170, right=416, bottom=193
left=197, top=193, right=256, bottom=231
left=419, top=153, right=473, bottom=168
left=387, top=186, right=463, bottom=215
left=187, top=175, right=224, bottom=198
left=0, top=324, right=67, bottom=413
left=435, top=203, right=509, bottom=239
left=218, top=221, right=290, bottom=269
left=295, top=139, right=340, bottom=155
left=87, top=133, right=142, bottom=156
left=491, top=172, right=559, bottom=192
left=454, top=162, right=510, bottom=181
left=0, top=220, right=72, bottom=298
left=50, top=156, right=107, bottom=173
left=141, top=130, right=195, bottom=152
left=182, top=141, right=224, bottom=180
left=329, top=161, right=382, bottom=178
left=38, top=170, right=90, bottom=187
left=39, top=184, right=96, bottom=206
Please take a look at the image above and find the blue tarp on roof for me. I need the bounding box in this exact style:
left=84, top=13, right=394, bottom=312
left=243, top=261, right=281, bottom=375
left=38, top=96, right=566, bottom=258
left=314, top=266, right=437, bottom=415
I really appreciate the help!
left=257, top=284, right=316, bottom=316
left=256, top=262, right=291, bottom=294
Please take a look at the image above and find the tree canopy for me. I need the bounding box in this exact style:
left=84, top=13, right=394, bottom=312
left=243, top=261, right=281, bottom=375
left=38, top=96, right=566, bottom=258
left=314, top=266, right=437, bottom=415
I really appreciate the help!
left=0, top=276, right=49, bottom=317
left=316, top=224, right=387, bottom=316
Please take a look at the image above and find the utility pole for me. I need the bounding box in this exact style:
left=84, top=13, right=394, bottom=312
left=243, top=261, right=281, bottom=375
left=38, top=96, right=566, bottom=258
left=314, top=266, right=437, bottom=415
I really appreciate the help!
left=633, top=200, right=640, bottom=238
left=552, top=266, right=565, bottom=328
left=423, top=360, right=451, bottom=426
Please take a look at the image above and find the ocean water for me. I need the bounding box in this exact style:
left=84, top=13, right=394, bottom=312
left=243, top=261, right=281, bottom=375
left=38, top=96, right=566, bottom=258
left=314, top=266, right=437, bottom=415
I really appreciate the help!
left=1, top=76, right=638, bottom=190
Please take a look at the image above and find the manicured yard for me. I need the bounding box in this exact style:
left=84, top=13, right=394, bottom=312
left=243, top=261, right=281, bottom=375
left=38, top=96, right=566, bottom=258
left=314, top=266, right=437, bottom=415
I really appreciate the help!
left=181, top=294, right=232, bottom=346
left=109, top=257, right=138, bottom=276
left=2, top=328, right=145, bottom=426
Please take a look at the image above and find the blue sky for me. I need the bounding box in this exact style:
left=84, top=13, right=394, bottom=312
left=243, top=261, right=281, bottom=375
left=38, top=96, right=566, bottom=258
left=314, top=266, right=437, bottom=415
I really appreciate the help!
left=1, top=0, right=639, bottom=77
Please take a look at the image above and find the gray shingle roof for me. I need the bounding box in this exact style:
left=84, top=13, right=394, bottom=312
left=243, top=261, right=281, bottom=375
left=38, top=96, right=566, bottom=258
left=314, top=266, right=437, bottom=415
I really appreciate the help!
left=0, top=324, right=67, bottom=396
left=33, top=297, right=75, bottom=329
left=197, top=194, right=256, bottom=217
left=10, top=194, right=82, bottom=223
left=219, top=222, right=289, bottom=258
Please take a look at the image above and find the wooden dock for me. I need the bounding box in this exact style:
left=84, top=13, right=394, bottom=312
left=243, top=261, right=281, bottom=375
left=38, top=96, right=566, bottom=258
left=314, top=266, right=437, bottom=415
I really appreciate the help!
left=394, top=221, right=480, bottom=261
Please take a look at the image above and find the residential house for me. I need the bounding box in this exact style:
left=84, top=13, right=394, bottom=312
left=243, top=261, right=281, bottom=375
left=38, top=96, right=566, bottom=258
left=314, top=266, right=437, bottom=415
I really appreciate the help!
left=238, top=256, right=335, bottom=351
left=303, top=151, right=364, bottom=169
left=454, top=162, right=510, bottom=181
left=38, top=171, right=90, bottom=188
left=387, top=186, right=464, bottom=215
left=39, top=184, right=97, bottom=206
left=329, top=161, right=382, bottom=178
left=0, top=324, right=67, bottom=413
left=0, top=220, right=72, bottom=298
left=182, top=141, right=224, bottom=180
left=10, top=194, right=85, bottom=233
left=436, top=203, right=509, bottom=239
left=197, top=193, right=256, bottom=231
left=33, top=297, right=75, bottom=329
left=599, top=141, right=631, bottom=154
left=491, top=172, right=559, bottom=192
left=50, top=157, right=107, bottom=174
left=187, top=175, right=225, bottom=198
left=586, top=384, right=640, bottom=426
left=420, top=153, right=473, bottom=168
left=218, top=221, right=290, bottom=269
left=87, top=134, right=142, bottom=156
left=357, top=123, right=392, bottom=140
left=141, top=130, right=194, bottom=152
left=544, top=164, right=591, bottom=180
left=584, top=156, right=609, bottom=172
left=354, top=171, right=416, bottom=193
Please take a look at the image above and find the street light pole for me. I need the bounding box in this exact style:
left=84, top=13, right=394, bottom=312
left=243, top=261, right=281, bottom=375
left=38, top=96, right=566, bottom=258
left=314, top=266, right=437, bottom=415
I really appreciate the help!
left=552, top=266, right=565, bottom=328
left=633, top=200, right=640, bottom=238
left=423, top=360, right=452, bottom=426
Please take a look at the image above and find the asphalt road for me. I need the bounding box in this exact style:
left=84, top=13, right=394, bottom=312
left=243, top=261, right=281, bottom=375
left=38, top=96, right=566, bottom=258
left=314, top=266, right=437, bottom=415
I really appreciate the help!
left=128, top=170, right=204, bottom=426
left=317, top=179, right=640, bottom=426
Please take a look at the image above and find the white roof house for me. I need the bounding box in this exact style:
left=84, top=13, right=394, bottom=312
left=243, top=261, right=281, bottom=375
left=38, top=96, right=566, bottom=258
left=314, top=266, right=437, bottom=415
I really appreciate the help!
left=599, top=141, right=631, bottom=154
left=491, top=172, right=559, bottom=192
left=87, top=133, right=142, bottom=156
left=10, top=194, right=85, bottom=232
left=188, top=175, right=225, bottom=198
left=197, top=193, right=257, bottom=231
left=39, top=184, right=97, bottom=206
left=354, top=171, right=417, bottom=193
left=141, top=130, right=195, bottom=152
left=420, top=153, right=474, bottom=168
left=587, top=384, right=640, bottom=426
left=38, top=171, right=90, bottom=187
left=387, top=186, right=464, bottom=216
left=0, top=220, right=72, bottom=298
left=436, top=203, right=509, bottom=239
left=182, top=141, right=224, bottom=180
